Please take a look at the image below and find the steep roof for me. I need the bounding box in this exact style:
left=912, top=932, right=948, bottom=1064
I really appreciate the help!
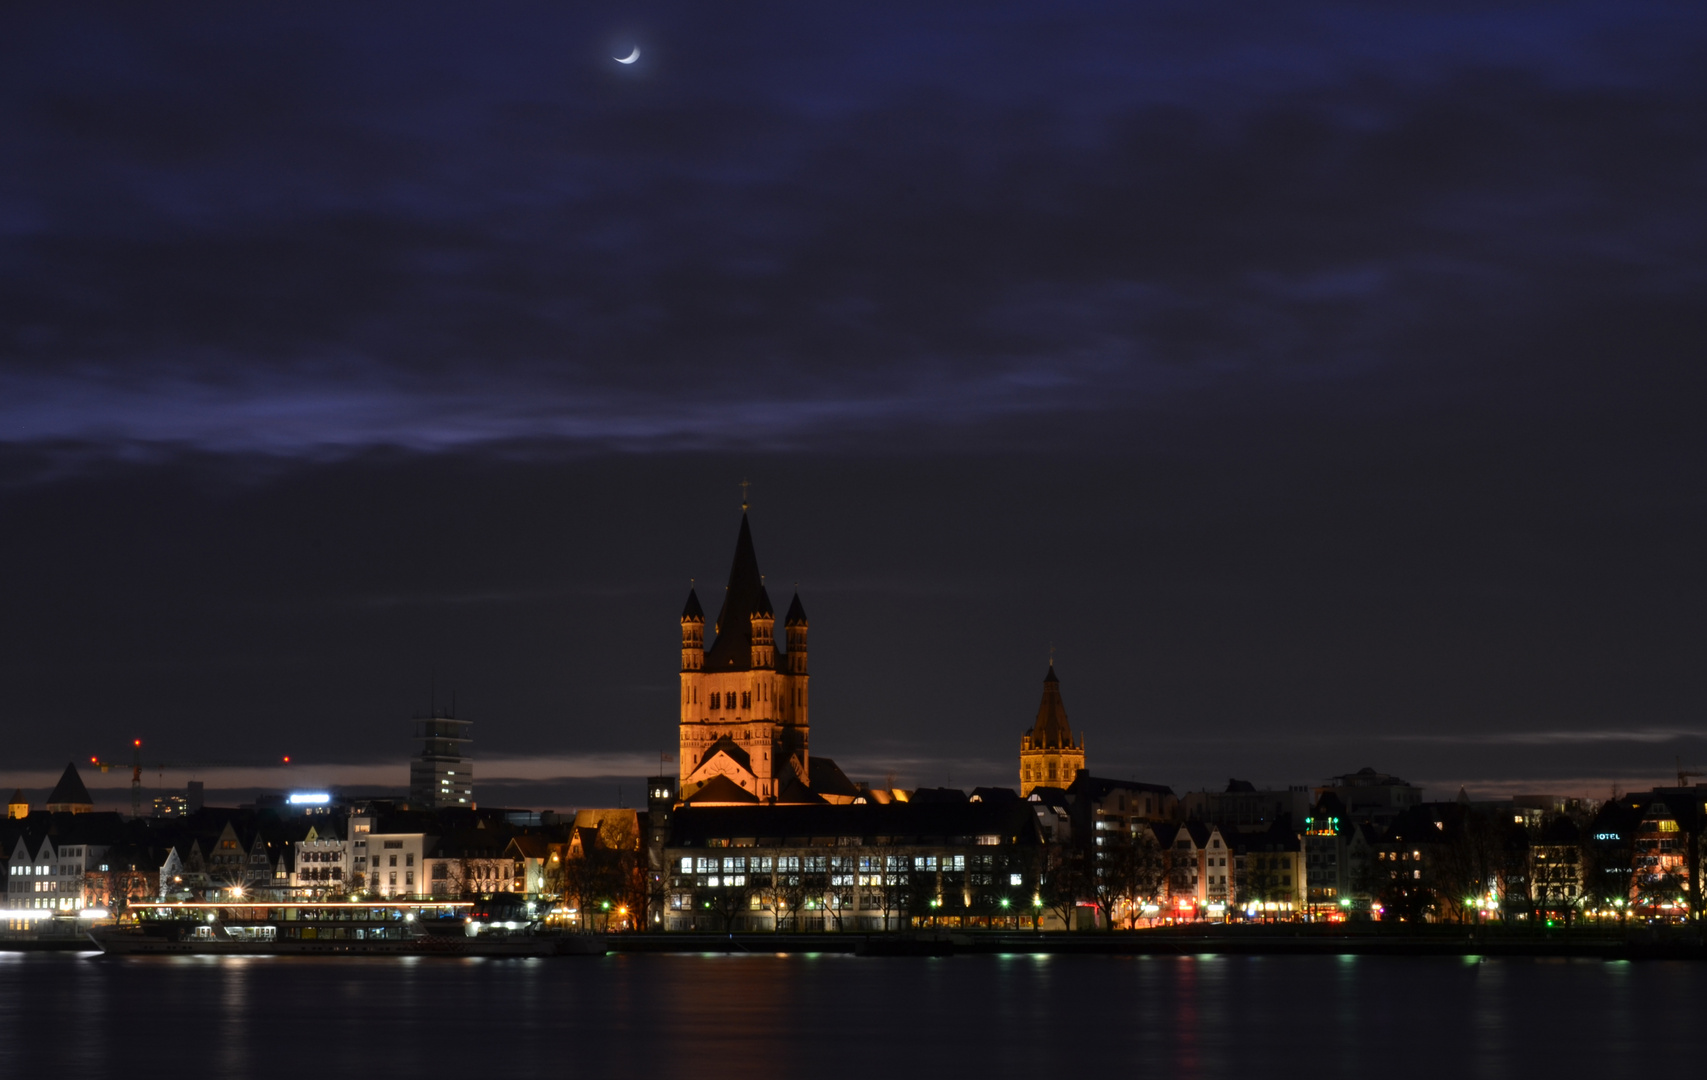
left=681, top=588, right=704, bottom=621
left=45, top=763, right=93, bottom=809
left=1026, top=666, right=1076, bottom=749
left=705, top=514, right=767, bottom=672
left=683, top=775, right=761, bottom=806
left=785, top=592, right=808, bottom=626
left=775, top=775, right=828, bottom=806
left=696, top=736, right=752, bottom=773
left=807, top=757, right=861, bottom=800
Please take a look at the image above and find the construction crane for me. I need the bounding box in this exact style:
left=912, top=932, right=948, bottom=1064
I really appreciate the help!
left=1678, top=756, right=1704, bottom=788
left=89, top=739, right=145, bottom=817
left=90, top=744, right=291, bottom=818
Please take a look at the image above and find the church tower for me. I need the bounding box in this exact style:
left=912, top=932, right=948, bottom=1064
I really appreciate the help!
left=677, top=512, right=811, bottom=802
left=1019, top=666, right=1085, bottom=796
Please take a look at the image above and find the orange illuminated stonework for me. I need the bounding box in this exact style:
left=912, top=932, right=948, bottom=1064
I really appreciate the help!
left=1019, top=666, right=1085, bottom=797
left=676, top=514, right=814, bottom=804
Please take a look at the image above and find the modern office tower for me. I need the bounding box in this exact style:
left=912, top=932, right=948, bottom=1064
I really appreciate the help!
left=409, top=707, right=473, bottom=809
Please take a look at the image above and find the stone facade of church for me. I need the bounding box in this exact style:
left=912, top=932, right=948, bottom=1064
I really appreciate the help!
left=1019, top=666, right=1086, bottom=796
left=677, top=514, right=813, bottom=803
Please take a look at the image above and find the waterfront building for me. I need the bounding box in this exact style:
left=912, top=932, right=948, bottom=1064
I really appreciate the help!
left=5, top=822, right=118, bottom=913
left=1019, top=666, right=1085, bottom=797
left=1301, top=795, right=1347, bottom=916
left=361, top=818, right=431, bottom=899
left=292, top=823, right=347, bottom=893
left=428, top=829, right=515, bottom=898
left=504, top=835, right=552, bottom=896
left=662, top=800, right=1045, bottom=931
left=1529, top=815, right=1583, bottom=915
left=1232, top=826, right=1305, bottom=917
left=676, top=512, right=814, bottom=803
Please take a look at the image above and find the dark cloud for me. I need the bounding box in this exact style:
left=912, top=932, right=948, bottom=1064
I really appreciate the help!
left=0, top=2, right=1703, bottom=802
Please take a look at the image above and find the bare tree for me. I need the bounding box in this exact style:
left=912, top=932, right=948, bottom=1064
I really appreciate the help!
left=1039, top=845, right=1089, bottom=931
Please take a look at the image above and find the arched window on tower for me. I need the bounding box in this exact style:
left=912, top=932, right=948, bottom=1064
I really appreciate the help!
left=742, top=691, right=751, bottom=709
left=710, top=692, right=721, bottom=710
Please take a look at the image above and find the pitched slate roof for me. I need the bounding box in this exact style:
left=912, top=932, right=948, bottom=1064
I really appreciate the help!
left=683, top=774, right=762, bottom=806
left=807, top=757, right=861, bottom=800
left=784, top=592, right=808, bottom=626
left=697, top=736, right=752, bottom=773
left=1026, top=666, right=1076, bottom=749
left=775, top=775, right=827, bottom=806
left=704, top=514, right=766, bottom=672
left=45, top=763, right=93, bottom=809
left=681, top=588, right=705, bottom=621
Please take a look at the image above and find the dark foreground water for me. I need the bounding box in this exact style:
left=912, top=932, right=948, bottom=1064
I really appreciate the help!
left=2, top=950, right=1702, bottom=1078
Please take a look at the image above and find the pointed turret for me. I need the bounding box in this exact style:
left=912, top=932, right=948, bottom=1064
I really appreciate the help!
left=749, top=583, right=776, bottom=669
left=1019, top=665, right=1086, bottom=796
left=45, top=762, right=94, bottom=814
left=680, top=587, right=705, bottom=672
left=784, top=592, right=809, bottom=674
left=1028, top=666, right=1075, bottom=749
left=6, top=789, right=27, bottom=820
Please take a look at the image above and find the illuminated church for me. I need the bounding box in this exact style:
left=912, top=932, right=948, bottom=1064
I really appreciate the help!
left=1019, top=666, right=1085, bottom=796
left=676, top=512, right=857, bottom=805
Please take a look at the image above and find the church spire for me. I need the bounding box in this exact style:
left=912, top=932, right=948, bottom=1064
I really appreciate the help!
left=1019, top=664, right=1085, bottom=796
left=704, top=513, right=766, bottom=671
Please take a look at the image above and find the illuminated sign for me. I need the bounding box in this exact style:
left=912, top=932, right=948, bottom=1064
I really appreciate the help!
left=1594, top=832, right=1620, bottom=841
left=288, top=792, right=332, bottom=806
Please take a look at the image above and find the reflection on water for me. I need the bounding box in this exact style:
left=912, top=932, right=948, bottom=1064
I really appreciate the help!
left=1, top=951, right=1701, bottom=1078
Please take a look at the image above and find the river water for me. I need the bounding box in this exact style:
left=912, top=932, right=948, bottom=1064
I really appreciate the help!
left=1, top=950, right=1699, bottom=1077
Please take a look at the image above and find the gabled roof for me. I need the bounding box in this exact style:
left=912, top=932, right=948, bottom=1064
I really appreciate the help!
left=507, top=835, right=552, bottom=859
left=1026, top=786, right=1070, bottom=810
left=808, top=757, right=861, bottom=800
left=684, top=774, right=761, bottom=806
left=697, top=736, right=752, bottom=773
left=775, top=775, right=827, bottom=805
left=1026, top=666, right=1076, bottom=749
left=45, top=763, right=94, bottom=809
left=1066, top=773, right=1176, bottom=800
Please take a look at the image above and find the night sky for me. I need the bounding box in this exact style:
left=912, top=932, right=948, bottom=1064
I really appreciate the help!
left=2, top=2, right=1704, bottom=809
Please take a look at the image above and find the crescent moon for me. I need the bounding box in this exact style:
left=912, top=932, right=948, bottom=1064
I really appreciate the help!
left=615, top=47, right=640, bottom=64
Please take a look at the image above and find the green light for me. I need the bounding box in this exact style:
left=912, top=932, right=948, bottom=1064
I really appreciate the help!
left=1000, top=898, right=1010, bottom=909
